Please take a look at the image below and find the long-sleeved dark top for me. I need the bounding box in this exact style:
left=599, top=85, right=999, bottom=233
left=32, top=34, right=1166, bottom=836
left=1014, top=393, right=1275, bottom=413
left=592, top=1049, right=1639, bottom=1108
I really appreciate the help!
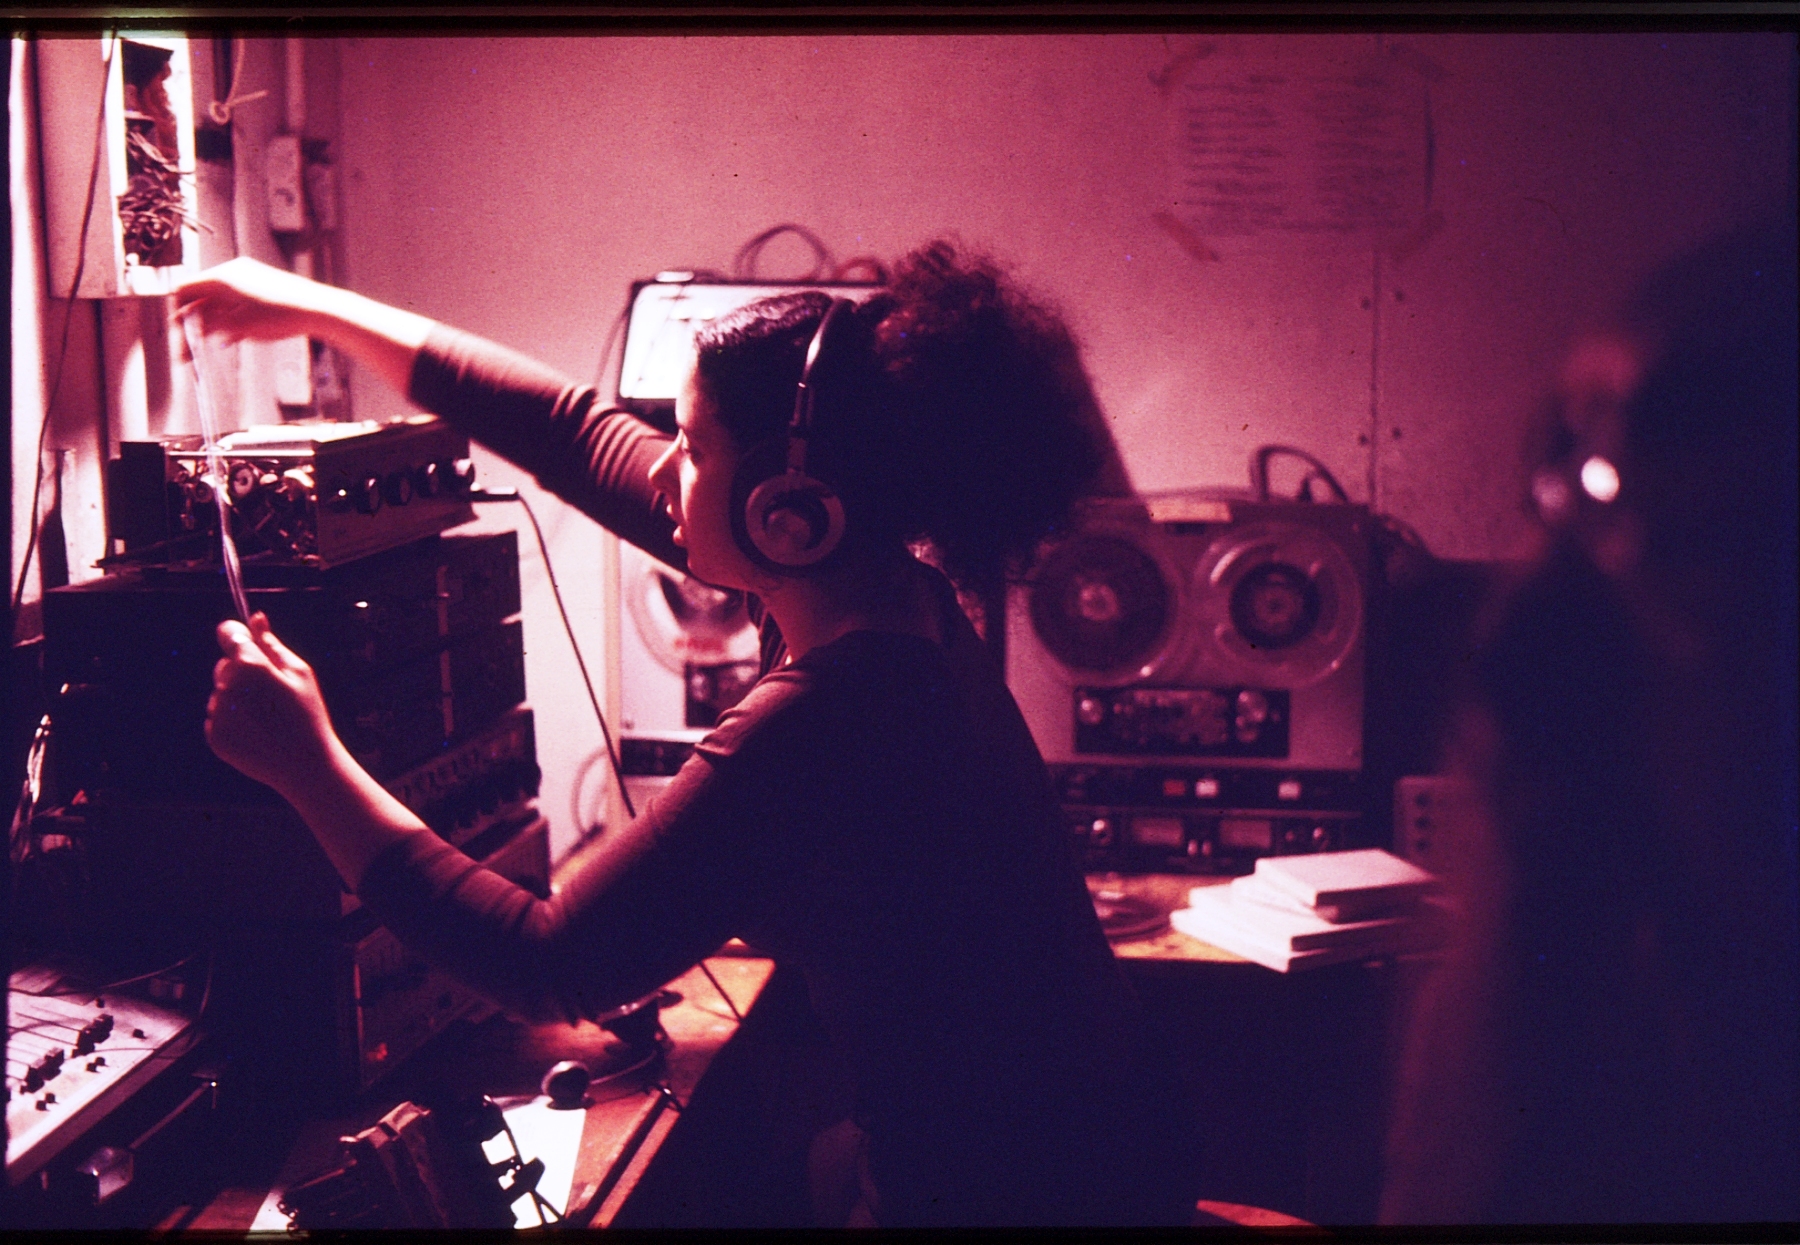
left=353, top=326, right=1186, bottom=1226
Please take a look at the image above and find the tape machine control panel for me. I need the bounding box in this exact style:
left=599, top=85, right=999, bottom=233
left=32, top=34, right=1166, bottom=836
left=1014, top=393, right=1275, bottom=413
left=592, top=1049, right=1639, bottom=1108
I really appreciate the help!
left=1073, top=685, right=1289, bottom=757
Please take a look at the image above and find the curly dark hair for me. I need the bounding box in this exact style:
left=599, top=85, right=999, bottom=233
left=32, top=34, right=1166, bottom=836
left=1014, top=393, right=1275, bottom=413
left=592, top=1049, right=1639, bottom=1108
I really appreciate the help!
left=691, top=240, right=1125, bottom=590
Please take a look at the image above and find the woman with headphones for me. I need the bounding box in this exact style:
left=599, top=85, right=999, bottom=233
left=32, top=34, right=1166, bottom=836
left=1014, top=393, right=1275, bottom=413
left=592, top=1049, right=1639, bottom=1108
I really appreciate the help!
left=177, top=242, right=1187, bottom=1227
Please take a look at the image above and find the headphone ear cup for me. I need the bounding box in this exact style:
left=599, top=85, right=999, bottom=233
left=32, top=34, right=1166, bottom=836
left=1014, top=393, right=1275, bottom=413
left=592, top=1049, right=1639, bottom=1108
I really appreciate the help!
left=746, top=474, right=846, bottom=567
left=731, top=439, right=847, bottom=572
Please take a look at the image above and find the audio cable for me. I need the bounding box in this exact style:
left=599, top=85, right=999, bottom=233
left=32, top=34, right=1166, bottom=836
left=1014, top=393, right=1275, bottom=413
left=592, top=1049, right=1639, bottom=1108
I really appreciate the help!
left=468, top=488, right=748, bottom=1027
left=179, top=313, right=252, bottom=622
left=590, top=300, right=631, bottom=391
left=1250, top=444, right=1352, bottom=504
left=469, top=488, right=634, bottom=822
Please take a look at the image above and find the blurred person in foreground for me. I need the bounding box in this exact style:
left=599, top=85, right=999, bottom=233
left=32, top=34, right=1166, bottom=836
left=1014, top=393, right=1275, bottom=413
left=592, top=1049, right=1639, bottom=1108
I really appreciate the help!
left=1381, top=218, right=1799, bottom=1225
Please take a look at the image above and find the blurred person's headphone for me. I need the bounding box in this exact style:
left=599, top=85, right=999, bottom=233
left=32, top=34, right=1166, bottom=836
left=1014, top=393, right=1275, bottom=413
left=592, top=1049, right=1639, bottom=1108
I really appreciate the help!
left=729, top=298, right=854, bottom=575
left=1527, top=333, right=1642, bottom=577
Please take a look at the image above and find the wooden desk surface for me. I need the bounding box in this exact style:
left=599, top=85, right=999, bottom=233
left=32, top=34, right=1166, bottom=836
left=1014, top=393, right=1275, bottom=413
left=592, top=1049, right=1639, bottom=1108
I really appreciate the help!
left=576, top=954, right=774, bottom=1227
left=186, top=953, right=774, bottom=1232
left=174, top=871, right=1371, bottom=1230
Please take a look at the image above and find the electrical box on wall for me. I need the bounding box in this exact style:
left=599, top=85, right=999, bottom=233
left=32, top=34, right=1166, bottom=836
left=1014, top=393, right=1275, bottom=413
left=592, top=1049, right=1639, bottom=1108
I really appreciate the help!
left=37, top=34, right=202, bottom=298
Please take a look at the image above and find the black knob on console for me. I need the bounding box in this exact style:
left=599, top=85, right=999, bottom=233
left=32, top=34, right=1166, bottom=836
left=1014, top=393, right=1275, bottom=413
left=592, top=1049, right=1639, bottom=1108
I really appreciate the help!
left=355, top=476, right=383, bottom=515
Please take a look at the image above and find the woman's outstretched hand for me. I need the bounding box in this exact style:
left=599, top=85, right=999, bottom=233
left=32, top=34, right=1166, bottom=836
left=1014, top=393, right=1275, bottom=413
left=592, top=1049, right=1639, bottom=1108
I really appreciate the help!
left=173, top=256, right=330, bottom=348
left=172, top=257, right=434, bottom=395
left=207, top=612, right=339, bottom=796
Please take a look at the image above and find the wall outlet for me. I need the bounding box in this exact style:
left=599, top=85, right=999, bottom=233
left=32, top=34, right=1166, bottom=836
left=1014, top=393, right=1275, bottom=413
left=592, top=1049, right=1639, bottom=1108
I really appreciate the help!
left=265, top=133, right=306, bottom=233
left=304, top=159, right=340, bottom=232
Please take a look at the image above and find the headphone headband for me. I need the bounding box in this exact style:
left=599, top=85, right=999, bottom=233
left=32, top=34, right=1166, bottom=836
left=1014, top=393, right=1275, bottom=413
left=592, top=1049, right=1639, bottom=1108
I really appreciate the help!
left=790, top=297, right=854, bottom=453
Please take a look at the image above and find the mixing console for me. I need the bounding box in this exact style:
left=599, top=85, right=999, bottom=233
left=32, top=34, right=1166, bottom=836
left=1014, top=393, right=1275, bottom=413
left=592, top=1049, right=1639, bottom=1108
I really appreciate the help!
left=6, top=964, right=198, bottom=1187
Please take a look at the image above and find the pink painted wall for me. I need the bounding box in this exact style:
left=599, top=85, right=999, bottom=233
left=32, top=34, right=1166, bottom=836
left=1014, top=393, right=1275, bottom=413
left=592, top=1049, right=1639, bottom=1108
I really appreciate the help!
left=338, top=32, right=1791, bottom=544
left=330, top=31, right=1793, bottom=851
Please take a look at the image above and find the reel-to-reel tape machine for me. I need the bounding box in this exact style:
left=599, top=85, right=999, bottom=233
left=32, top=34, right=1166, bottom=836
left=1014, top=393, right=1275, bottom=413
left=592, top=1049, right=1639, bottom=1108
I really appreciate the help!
left=615, top=540, right=760, bottom=813
left=1007, top=491, right=1373, bottom=873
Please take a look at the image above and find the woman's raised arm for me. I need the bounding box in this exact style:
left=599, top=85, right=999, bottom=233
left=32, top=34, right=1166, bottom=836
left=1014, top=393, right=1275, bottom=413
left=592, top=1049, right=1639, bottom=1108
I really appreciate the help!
left=173, top=257, right=434, bottom=399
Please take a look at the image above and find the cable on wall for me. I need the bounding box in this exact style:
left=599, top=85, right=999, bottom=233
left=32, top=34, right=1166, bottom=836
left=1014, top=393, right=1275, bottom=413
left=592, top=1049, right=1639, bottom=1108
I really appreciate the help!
left=205, top=36, right=267, bottom=126
left=11, top=34, right=117, bottom=638
left=590, top=300, right=631, bottom=392
left=1250, top=444, right=1351, bottom=504
left=732, top=223, right=833, bottom=281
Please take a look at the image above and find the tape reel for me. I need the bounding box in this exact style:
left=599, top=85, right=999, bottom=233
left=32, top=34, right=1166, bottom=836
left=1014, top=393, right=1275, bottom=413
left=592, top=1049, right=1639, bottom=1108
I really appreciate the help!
left=1024, top=517, right=1185, bottom=687
left=623, top=554, right=759, bottom=674
left=1020, top=497, right=1367, bottom=691
left=1194, top=520, right=1364, bottom=689
left=1008, top=492, right=1370, bottom=779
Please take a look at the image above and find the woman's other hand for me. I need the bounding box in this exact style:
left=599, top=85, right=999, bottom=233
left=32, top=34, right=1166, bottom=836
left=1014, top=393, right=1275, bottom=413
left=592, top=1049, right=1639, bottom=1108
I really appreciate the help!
left=206, top=612, right=339, bottom=796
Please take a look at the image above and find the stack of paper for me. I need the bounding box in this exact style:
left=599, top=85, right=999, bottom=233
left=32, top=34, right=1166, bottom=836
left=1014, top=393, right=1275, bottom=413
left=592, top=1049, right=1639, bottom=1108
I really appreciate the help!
left=1170, top=849, right=1441, bottom=972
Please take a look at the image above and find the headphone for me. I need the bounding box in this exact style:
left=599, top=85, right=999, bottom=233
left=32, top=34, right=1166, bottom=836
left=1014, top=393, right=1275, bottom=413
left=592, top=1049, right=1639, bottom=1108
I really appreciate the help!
left=1525, top=335, right=1652, bottom=582
left=729, top=298, right=854, bottom=574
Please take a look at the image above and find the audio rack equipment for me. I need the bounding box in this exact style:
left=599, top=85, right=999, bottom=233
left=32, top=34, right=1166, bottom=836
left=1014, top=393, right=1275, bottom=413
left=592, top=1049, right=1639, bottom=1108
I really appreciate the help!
left=383, top=705, right=542, bottom=852
left=618, top=538, right=760, bottom=733
left=614, top=539, right=758, bottom=814
left=58, top=709, right=549, bottom=1101
left=34, top=522, right=546, bottom=1109
left=52, top=804, right=549, bottom=1108
left=68, top=707, right=544, bottom=931
left=1008, top=492, right=1374, bottom=873
left=613, top=277, right=880, bottom=432
left=337, top=813, right=550, bottom=1094
left=616, top=735, right=700, bottom=824
left=44, top=532, right=524, bottom=802
left=104, top=416, right=476, bottom=571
